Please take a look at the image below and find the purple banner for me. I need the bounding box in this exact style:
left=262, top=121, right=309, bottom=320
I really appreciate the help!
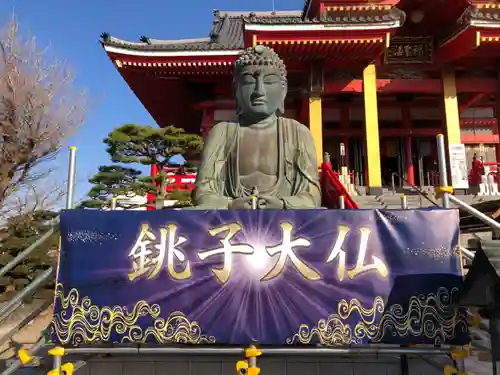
left=52, top=209, right=467, bottom=347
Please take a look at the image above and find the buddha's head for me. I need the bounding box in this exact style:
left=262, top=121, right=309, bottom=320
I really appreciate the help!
left=233, top=45, right=287, bottom=124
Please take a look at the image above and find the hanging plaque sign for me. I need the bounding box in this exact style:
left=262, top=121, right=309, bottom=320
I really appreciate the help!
left=384, top=37, right=433, bottom=64
left=449, top=144, right=469, bottom=190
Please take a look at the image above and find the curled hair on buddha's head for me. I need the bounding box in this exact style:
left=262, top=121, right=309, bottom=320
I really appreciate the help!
left=233, top=45, right=288, bottom=117
left=234, top=45, right=288, bottom=86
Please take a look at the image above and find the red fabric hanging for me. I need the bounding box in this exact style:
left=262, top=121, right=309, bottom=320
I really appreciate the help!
left=320, top=162, right=359, bottom=209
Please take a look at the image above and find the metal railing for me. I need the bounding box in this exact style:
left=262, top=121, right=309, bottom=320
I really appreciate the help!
left=434, top=134, right=500, bottom=262
left=390, top=172, right=439, bottom=207
left=61, top=345, right=453, bottom=356
left=0, top=146, right=77, bottom=375
left=389, top=143, right=500, bottom=263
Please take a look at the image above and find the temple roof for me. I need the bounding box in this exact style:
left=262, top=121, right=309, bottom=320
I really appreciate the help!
left=437, top=5, right=500, bottom=50
left=101, top=11, right=302, bottom=52
left=101, top=8, right=404, bottom=53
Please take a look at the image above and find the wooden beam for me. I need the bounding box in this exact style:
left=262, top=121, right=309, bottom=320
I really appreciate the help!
left=323, top=129, right=498, bottom=142
left=460, top=119, right=497, bottom=127
left=323, top=78, right=497, bottom=94
left=195, top=98, right=451, bottom=110
left=459, top=93, right=485, bottom=113
left=461, top=133, right=499, bottom=143
left=456, top=78, right=497, bottom=93
left=324, top=128, right=441, bottom=137
left=435, top=28, right=477, bottom=64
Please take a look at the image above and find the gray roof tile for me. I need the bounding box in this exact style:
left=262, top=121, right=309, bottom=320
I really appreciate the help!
left=245, top=8, right=405, bottom=25
left=101, top=8, right=404, bottom=53
left=438, top=5, right=500, bottom=46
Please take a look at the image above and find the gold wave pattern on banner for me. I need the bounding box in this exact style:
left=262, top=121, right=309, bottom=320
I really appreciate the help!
left=286, top=296, right=384, bottom=345
left=52, top=283, right=215, bottom=346
left=287, top=287, right=467, bottom=346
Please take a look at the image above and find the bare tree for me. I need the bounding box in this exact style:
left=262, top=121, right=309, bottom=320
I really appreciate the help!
left=0, top=16, right=87, bottom=211
left=0, top=175, right=65, bottom=222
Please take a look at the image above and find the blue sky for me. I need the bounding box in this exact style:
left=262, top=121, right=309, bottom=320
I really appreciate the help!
left=0, top=0, right=303, bottom=201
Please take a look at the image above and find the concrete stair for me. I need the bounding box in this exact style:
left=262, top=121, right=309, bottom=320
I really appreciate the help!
left=464, top=238, right=500, bottom=275
left=377, top=193, right=436, bottom=209
left=447, top=194, right=500, bottom=208
left=351, top=195, right=385, bottom=209
left=352, top=193, right=436, bottom=209
left=0, top=298, right=53, bottom=361
left=351, top=187, right=500, bottom=210
left=481, top=240, right=500, bottom=272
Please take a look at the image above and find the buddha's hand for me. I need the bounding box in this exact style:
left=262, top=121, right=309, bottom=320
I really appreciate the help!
left=258, top=196, right=284, bottom=210
left=229, top=197, right=253, bottom=210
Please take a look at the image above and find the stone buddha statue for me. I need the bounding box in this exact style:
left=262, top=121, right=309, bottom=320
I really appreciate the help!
left=192, top=45, right=321, bottom=209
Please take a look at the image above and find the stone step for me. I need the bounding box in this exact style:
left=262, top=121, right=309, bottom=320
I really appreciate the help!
left=377, top=194, right=437, bottom=209
left=349, top=192, right=500, bottom=210
left=351, top=196, right=384, bottom=209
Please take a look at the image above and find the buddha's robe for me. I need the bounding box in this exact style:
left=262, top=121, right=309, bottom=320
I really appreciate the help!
left=192, top=117, right=321, bottom=209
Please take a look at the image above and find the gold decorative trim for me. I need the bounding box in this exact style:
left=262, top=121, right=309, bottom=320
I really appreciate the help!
left=480, top=36, right=500, bottom=43
left=261, top=39, right=383, bottom=45
left=52, top=284, right=466, bottom=347
left=476, top=3, right=500, bottom=9
left=324, top=5, right=391, bottom=11
left=119, top=60, right=233, bottom=68
left=287, top=287, right=467, bottom=346
left=52, top=283, right=215, bottom=346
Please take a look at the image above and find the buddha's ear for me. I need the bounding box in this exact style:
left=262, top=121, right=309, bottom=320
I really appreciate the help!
left=232, top=80, right=243, bottom=116
left=277, top=83, right=287, bottom=116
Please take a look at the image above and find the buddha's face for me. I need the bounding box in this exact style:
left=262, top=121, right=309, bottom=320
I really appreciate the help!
left=235, top=66, right=283, bottom=123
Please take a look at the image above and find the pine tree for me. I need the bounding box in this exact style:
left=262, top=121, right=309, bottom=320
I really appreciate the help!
left=104, top=124, right=203, bottom=200
left=0, top=210, right=59, bottom=297
left=80, top=165, right=154, bottom=209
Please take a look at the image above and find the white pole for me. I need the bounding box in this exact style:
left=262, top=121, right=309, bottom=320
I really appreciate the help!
left=110, top=197, right=117, bottom=210
left=251, top=186, right=258, bottom=210
left=436, top=134, right=450, bottom=208
left=65, top=146, right=77, bottom=209
left=339, top=195, right=345, bottom=209
left=401, top=195, right=408, bottom=209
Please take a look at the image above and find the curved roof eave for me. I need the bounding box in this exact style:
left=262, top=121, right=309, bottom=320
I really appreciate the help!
left=245, top=20, right=403, bottom=31
left=102, top=43, right=243, bottom=57
left=101, top=35, right=242, bottom=55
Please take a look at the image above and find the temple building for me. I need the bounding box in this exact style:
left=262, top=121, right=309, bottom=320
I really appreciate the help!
left=101, top=0, right=500, bottom=195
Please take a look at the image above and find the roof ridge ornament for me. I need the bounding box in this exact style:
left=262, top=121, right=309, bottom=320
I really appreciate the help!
left=139, top=36, right=152, bottom=45
left=100, top=32, right=111, bottom=43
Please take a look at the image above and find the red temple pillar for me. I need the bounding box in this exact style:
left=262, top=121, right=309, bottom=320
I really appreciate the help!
left=150, top=164, right=159, bottom=177
left=495, top=119, right=500, bottom=163
left=340, top=105, right=350, bottom=169
left=147, top=164, right=160, bottom=210
left=402, top=106, right=415, bottom=185
left=495, top=79, right=500, bottom=162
